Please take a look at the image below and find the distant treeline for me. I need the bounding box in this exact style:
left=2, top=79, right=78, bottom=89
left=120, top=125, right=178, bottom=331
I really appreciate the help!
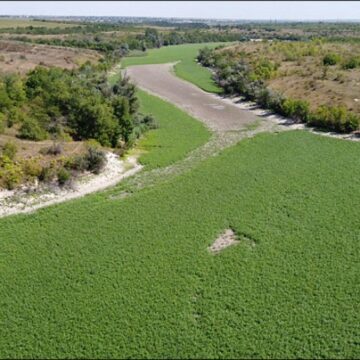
left=8, top=27, right=311, bottom=55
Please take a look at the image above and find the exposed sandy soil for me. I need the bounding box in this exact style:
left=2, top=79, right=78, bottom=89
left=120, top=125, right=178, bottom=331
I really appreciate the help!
left=208, top=229, right=239, bottom=253
left=0, top=40, right=101, bottom=74
left=126, top=63, right=260, bottom=132
left=0, top=152, right=142, bottom=218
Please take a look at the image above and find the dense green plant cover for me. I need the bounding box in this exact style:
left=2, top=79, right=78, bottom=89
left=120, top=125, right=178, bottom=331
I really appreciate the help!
left=122, top=43, right=224, bottom=93
left=0, top=131, right=359, bottom=358
left=136, top=89, right=211, bottom=169
left=0, top=62, right=154, bottom=147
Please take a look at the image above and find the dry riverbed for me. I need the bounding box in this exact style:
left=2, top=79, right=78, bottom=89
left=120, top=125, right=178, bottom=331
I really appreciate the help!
left=126, top=62, right=360, bottom=142
left=126, top=63, right=259, bottom=132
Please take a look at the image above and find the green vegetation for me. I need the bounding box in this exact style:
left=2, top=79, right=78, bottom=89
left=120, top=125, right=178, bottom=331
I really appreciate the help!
left=10, top=26, right=239, bottom=57
left=342, top=55, right=360, bottom=69
left=0, top=62, right=156, bottom=148
left=122, top=43, right=224, bottom=93
left=323, top=52, right=342, bottom=66
left=136, top=89, right=210, bottom=169
left=1, top=22, right=359, bottom=358
left=0, top=18, right=76, bottom=29
left=0, top=131, right=359, bottom=358
left=198, top=45, right=360, bottom=132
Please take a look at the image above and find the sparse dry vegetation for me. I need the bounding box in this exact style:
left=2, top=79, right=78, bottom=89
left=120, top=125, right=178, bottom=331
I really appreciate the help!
left=0, top=40, right=101, bottom=74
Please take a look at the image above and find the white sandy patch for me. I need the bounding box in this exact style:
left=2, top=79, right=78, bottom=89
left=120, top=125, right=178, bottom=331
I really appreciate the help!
left=0, top=152, right=142, bottom=218
left=208, top=229, right=239, bottom=254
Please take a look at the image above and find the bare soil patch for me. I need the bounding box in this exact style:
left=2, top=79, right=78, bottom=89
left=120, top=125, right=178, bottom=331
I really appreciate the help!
left=218, top=41, right=360, bottom=116
left=0, top=40, right=101, bottom=74
left=208, top=228, right=239, bottom=254
left=0, top=132, right=87, bottom=162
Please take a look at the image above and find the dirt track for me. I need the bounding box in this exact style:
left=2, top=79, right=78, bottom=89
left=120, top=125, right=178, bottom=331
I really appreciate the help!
left=126, top=63, right=259, bottom=132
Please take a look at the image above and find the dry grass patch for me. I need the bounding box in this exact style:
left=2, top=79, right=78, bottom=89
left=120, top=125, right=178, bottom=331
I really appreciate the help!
left=217, top=41, right=360, bottom=116
left=0, top=40, right=102, bottom=74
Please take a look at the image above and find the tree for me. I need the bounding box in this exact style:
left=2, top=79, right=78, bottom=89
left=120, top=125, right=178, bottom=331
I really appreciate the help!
left=144, top=28, right=162, bottom=48
left=112, top=96, right=133, bottom=143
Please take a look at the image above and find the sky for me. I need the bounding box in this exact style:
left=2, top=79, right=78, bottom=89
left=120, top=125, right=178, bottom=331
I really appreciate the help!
left=1, top=1, right=360, bottom=21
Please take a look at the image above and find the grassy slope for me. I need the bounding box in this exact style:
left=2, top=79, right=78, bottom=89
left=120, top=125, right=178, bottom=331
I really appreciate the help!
left=135, top=89, right=210, bottom=169
left=122, top=43, right=223, bottom=93
left=0, top=19, right=76, bottom=28
left=1, top=131, right=359, bottom=358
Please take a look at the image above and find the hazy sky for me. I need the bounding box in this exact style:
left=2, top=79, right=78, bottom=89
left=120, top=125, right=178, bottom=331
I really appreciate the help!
left=1, top=1, right=360, bottom=21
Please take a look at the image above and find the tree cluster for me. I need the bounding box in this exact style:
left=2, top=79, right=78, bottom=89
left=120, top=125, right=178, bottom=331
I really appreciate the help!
left=0, top=62, right=155, bottom=147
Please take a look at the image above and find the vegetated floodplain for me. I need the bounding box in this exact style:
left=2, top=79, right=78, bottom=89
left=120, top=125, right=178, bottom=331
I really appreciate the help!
left=135, top=89, right=211, bottom=169
left=0, top=18, right=77, bottom=29
left=122, top=43, right=224, bottom=93
left=1, top=131, right=359, bottom=358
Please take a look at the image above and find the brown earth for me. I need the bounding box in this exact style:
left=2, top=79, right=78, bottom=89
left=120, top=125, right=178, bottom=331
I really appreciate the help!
left=0, top=40, right=102, bottom=74
left=218, top=41, right=360, bottom=115
left=126, top=63, right=259, bottom=132
left=0, top=130, right=87, bottom=164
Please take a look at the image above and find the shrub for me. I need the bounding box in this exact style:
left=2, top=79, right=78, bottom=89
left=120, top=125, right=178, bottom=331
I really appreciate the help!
left=197, top=47, right=214, bottom=67
left=86, top=146, right=106, bottom=174
left=268, top=91, right=286, bottom=114
left=18, top=118, right=47, bottom=141
left=2, top=141, right=17, bottom=160
left=38, top=165, right=57, bottom=183
left=256, top=88, right=272, bottom=108
left=342, top=56, right=360, bottom=70
left=323, top=53, right=341, bottom=66
left=7, top=108, right=24, bottom=127
left=71, top=154, right=89, bottom=172
left=21, top=158, right=42, bottom=180
left=45, top=142, right=63, bottom=156
left=0, top=155, right=23, bottom=190
left=57, top=167, right=70, bottom=186
left=253, top=59, right=278, bottom=80
left=281, top=98, right=310, bottom=123
left=71, top=146, right=106, bottom=175
left=0, top=112, right=5, bottom=134
left=142, top=114, right=158, bottom=130
left=346, top=113, right=360, bottom=132
left=309, top=105, right=360, bottom=133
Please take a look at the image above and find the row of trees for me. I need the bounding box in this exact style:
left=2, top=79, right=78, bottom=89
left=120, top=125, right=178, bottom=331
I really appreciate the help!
left=197, top=47, right=360, bottom=133
left=9, top=27, right=306, bottom=56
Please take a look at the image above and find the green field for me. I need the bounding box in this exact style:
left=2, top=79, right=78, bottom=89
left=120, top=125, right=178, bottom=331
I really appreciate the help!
left=1, top=131, right=359, bottom=358
left=122, top=43, right=224, bottom=93
left=1, top=38, right=359, bottom=358
left=136, top=89, right=210, bottom=169
left=0, top=18, right=76, bottom=29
